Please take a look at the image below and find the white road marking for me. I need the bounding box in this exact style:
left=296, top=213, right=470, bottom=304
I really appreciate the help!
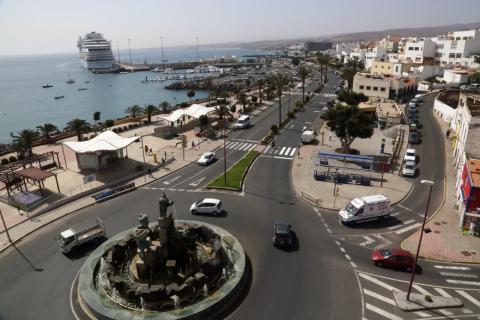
left=434, top=265, right=471, bottom=271
left=335, top=241, right=341, bottom=246
left=387, top=224, right=403, bottom=230
left=326, top=228, right=332, bottom=234
left=339, top=247, right=346, bottom=253
left=413, top=284, right=432, bottom=296
left=365, top=303, right=403, bottom=320
left=439, top=272, right=478, bottom=279
left=388, top=219, right=415, bottom=230
left=240, top=143, right=252, bottom=151
left=359, top=273, right=397, bottom=291
left=225, top=141, right=234, bottom=148
left=169, top=188, right=176, bottom=191
left=363, top=289, right=396, bottom=305
left=163, top=176, right=181, bottom=185
left=438, top=309, right=454, bottom=316
left=447, top=280, right=480, bottom=286
left=455, top=290, right=480, bottom=307
left=350, top=261, right=358, bottom=268
left=273, top=156, right=292, bottom=160
left=264, top=145, right=271, bottom=154
left=344, top=254, right=351, bottom=261
left=279, top=147, right=287, bottom=155
left=236, top=142, right=247, bottom=150
left=394, top=223, right=421, bottom=235
left=414, top=311, right=431, bottom=318
left=390, top=212, right=401, bottom=217
left=359, top=236, right=375, bottom=247
left=462, top=308, right=473, bottom=314
left=188, top=177, right=206, bottom=187
left=247, top=144, right=257, bottom=151
left=177, top=189, right=185, bottom=192
left=433, top=287, right=452, bottom=298
left=285, top=147, right=291, bottom=156
left=159, top=187, right=165, bottom=190
left=228, top=142, right=239, bottom=149
left=289, top=148, right=296, bottom=156
left=313, top=207, right=319, bottom=213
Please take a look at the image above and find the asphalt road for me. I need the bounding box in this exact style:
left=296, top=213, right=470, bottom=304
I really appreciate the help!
left=1, top=71, right=479, bottom=320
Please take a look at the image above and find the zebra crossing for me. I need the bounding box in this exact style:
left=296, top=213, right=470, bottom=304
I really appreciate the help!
left=224, top=141, right=258, bottom=152
left=323, top=93, right=337, bottom=97
left=359, top=271, right=480, bottom=320
left=433, top=264, right=480, bottom=287
left=262, top=145, right=297, bottom=159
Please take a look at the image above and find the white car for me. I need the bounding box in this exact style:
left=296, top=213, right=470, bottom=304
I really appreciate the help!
left=404, top=149, right=416, bottom=163
left=197, top=152, right=215, bottom=166
left=402, top=161, right=416, bottom=177
left=190, top=198, right=223, bottom=216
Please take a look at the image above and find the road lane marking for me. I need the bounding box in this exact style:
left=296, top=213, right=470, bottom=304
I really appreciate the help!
left=434, top=265, right=471, bottom=271
left=433, top=287, right=452, bottom=297
left=365, top=303, right=403, bottom=320
left=413, top=284, right=432, bottom=296
left=225, top=141, right=234, bottom=148
left=188, top=177, right=206, bottom=187
left=248, top=144, right=257, bottom=151
left=344, top=254, right=351, bottom=261
left=163, top=176, right=181, bottom=185
left=228, top=142, right=239, bottom=149
left=455, top=290, right=480, bottom=307
left=414, top=311, right=431, bottom=318
left=447, top=280, right=480, bottom=286
left=438, top=309, right=454, bottom=316
left=279, top=147, right=286, bottom=155
left=273, top=156, right=292, bottom=160
left=177, top=189, right=185, bottom=192
left=239, top=143, right=251, bottom=151
left=394, top=223, right=421, bottom=235
left=334, top=241, right=341, bottom=246
left=285, top=147, right=291, bottom=156
left=339, top=247, right=345, bottom=253
left=350, top=262, right=358, bottom=268
left=439, top=272, right=478, bottom=279
left=289, top=148, right=296, bottom=156
left=359, top=273, right=396, bottom=291
left=462, top=308, right=473, bottom=314
left=313, top=207, right=319, bottom=213
left=264, top=145, right=271, bottom=154
left=326, top=228, right=332, bottom=233
left=359, top=236, right=375, bottom=246
left=388, top=219, right=415, bottom=230
left=390, top=212, right=401, bottom=217
left=387, top=224, right=403, bottom=230
left=363, top=289, right=395, bottom=305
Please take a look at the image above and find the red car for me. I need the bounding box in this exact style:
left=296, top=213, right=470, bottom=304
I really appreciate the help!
left=371, top=249, right=415, bottom=272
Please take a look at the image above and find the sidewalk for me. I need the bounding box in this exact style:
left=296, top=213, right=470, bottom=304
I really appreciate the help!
left=291, top=123, right=412, bottom=210
left=401, top=113, right=480, bottom=263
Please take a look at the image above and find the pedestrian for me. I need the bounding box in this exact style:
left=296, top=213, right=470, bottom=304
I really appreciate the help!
left=148, top=168, right=153, bottom=178
left=271, top=139, right=275, bottom=149
left=144, top=145, right=149, bottom=154
left=161, top=157, right=166, bottom=167
left=164, top=151, right=167, bottom=159
left=149, top=148, right=153, bottom=155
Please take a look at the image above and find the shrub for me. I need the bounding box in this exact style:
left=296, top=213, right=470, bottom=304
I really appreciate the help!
left=105, top=119, right=114, bottom=128
left=1, top=158, right=8, bottom=165
left=230, top=105, right=236, bottom=112
left=288, top=111, right=295, bottom=118
left=251, top=96, right=258, bottom=103
left=123, top=126, right=129, bottom=130
left=112, top=128, right=118, bottom=133
left=117, top=127, right=124, bottom=132
left=8, top=155, right=17, bottom=163
left=270, top=124, right=278, bottom=133
left=18, top=154, right=25, bottom=160
left=295, top=101, right=304, bottom=108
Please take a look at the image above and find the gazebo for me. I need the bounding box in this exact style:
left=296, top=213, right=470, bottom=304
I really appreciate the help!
left=61, top=131, right=141, bottom=171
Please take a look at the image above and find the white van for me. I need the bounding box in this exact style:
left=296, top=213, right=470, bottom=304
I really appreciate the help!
left=301, top=130, right=315, bottom=144
left=233, top=115, right=250, bottom=129
left=338, top=195, right=391, bottom=225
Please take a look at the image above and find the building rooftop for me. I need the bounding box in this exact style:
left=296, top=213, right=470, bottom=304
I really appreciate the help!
left=465, top=118, right=480, bottom=159
left=359, top=100, right=402, bottom=119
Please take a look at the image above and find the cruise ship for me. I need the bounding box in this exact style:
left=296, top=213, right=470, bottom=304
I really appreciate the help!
left=77, top=32, right=115, bottom=71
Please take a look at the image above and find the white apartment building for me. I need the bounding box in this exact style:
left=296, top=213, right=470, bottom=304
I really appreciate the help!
left=364, top=47, right=387, bottom=70
left=353, top=73, right=418, bottom=99
left=401, top=38, right=436, bottom=64
left=432, top=29, right=480, bottom=67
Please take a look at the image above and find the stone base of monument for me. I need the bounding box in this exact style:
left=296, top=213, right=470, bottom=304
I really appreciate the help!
left=75, top=220, right=249, bottom=320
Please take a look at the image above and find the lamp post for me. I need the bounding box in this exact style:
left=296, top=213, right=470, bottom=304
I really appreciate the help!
left=333, top=168, right=339, bottom=195
left=128, top=38, right=132, bottom=67
left=160, top=36, right=164, bottom=64
left=406, top=179, right=434, bottom=301
left=195, top=37, right=199, bottom=62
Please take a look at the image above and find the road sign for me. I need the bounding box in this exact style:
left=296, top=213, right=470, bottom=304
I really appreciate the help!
left=83, top=174, right=96, bottom=184
left=375, top=162, right=390, bottom=173
left=181, top=135, right=187, bottom=148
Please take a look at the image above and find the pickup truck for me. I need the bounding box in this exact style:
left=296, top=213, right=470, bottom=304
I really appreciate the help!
left=58, top=218, right=105, bottom=254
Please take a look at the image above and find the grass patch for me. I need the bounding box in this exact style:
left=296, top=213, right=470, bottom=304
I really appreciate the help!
left=207, top=150, right=259, bottom=190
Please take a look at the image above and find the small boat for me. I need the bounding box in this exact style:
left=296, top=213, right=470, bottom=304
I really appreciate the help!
left=85, top=81, right=90, bottom=84
left=54, top=95, right=65, bottom=100
left=78, top=88, right=88, bottom=91
left=66, top=79, right=75, bottom=84
left=42, top=84, right=53, bottom=88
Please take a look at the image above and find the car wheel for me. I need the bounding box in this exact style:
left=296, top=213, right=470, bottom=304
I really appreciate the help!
left=191, top=210, right=197, bottom=215
left=376, top=262, right=383, bottom=268
left=406, top=266, right=413, bottom=273
left=213, top=211, right=219, bottom=216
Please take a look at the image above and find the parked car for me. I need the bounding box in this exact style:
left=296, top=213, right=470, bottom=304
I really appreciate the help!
left=197, top=152, right=215, bottom=166
left=273, top=222, right=292, bottom=248
left=371, top=248, right=416, bottom=272
left=190, top=198, right=223, bottom=216
left=410, top=118, right=422, bottom=129
left=402, top=161, right=416, bottom=177
left=409, top=132, right=420, bottom=144
left=404, top=148, right=416, bottom=162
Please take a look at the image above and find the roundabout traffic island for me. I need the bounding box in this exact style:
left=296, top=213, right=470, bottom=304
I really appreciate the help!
left=74, top=193, right=248, bottom=320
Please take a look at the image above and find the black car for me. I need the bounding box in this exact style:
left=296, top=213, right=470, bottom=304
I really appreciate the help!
left=273, top=222, right=292, bottom=247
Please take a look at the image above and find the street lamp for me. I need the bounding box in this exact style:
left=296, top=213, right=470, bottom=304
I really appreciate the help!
left=128, top=38, right=132, bottom=66
left=406, top=179, right=434, bottom=301
left=333, top=168, right=339, bottom=195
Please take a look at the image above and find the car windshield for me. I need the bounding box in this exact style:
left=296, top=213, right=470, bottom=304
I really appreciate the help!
left=406, top=164, right=415, bottom=169
left=380, top=249, right=392, bottom=258
left=61, top=235, right=74, bottom=246
left=345, top=203, right=359, bottom=215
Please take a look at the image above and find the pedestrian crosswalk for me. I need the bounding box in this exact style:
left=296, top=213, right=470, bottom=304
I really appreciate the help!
left=433, top=264, right=480, bottom=287
left=359, top=271, right=480, bottom=320
left=224, top=141, right=257, bottom=152
left=262, top=145, right=297, bottom=159
left=224, top=140, right=297, bottom=160
left=323, top=93, right=337, bottom=97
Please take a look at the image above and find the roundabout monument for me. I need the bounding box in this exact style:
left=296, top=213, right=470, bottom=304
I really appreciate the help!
left=75, top=193, right=248, bottom=319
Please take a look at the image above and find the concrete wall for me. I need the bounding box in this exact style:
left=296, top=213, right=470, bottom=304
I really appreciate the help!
left=434, top=98, right=456, bottom=122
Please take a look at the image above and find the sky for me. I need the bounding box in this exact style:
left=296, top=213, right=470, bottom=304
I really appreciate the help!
left=1, top=0, right=480, bottom=55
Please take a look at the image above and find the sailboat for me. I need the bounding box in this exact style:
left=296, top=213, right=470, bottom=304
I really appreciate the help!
left=66, top=74, right=75, bottom=84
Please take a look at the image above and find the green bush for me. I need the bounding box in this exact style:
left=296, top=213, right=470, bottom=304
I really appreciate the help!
left=105, top=119, right=114, bottom=128
left=295, top=101, right=304, bottom=108
left=288, top=111, right=295, bottom=118
left=8, top=155, right=17, bottom=163
left=1, top=158, right=8, bottom=165
left=270, top=124, right=278, bottom=133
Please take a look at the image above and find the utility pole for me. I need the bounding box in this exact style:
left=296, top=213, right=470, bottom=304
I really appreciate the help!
left=407, top=180, right=434, bottom=300
left=223, top=122, right=227, bottom=185
left=0, top=208, right=12, bottom=243
left=128, top=38, right=132, bottom=67
left=195, top=37, right=199, bottom=62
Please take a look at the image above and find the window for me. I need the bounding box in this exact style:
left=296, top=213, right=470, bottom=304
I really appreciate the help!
left=408, top=47, right=414, bottom=50
left=395, top=66, right=399, bottom=72
left=449, top=53, right=456, bottom=58
left=451, top=42, right=457, bottom=49
left=436, top=44, right=444, bottom=49
left=414, top=47, right=419, bottom=51
left=366, top=86, right=371, bottom=90
left=456, top=53, right=462, bottom=58
left=359, top=85, right=364, bottom=89
left=435, top=53, right=442, bottom=57
left=373, top=86, right=378, bottom=91
left=380, top=87, right=386, bottom=92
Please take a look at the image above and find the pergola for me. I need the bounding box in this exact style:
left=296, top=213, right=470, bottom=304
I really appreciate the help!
left=16, top=167, right=60, bottom=195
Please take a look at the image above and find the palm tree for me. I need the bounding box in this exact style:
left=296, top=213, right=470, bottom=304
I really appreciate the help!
left=93, top=111, right=101, bottom=126
left=316, top=53, right=330, bottom=84
left=212, top=105, right=232, bottom=120
left=257, top=79, right=265, bottom=104
left=204, top=77, right=214, bottom=102
left=142, top=104, right=159, bottom=123
left=11, top=129, right=39, bottom=157
left=159, top=101, right=171, bottom=112
left=125, top=105, right=142, bottom=118
left=64, top=118, right=91, bottom=141
left=237, top=93, right=247, bottom=111
left=267, top=73, right=290, bottom=128
left=297, top=65, right=311, bottom=104
left=36, top=123, right=58, bottom=142
left=231, top=86, right=242, bottom=99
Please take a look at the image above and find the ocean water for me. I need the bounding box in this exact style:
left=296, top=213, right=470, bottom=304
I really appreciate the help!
left=0, top=47, right=271, bottom=144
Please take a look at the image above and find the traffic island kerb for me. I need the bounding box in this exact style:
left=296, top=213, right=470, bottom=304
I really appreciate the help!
left=393, top=290, right=462, bottom=311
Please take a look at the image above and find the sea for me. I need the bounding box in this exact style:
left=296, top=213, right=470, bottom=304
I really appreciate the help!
left=0, top=47, right=271, bottom=144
